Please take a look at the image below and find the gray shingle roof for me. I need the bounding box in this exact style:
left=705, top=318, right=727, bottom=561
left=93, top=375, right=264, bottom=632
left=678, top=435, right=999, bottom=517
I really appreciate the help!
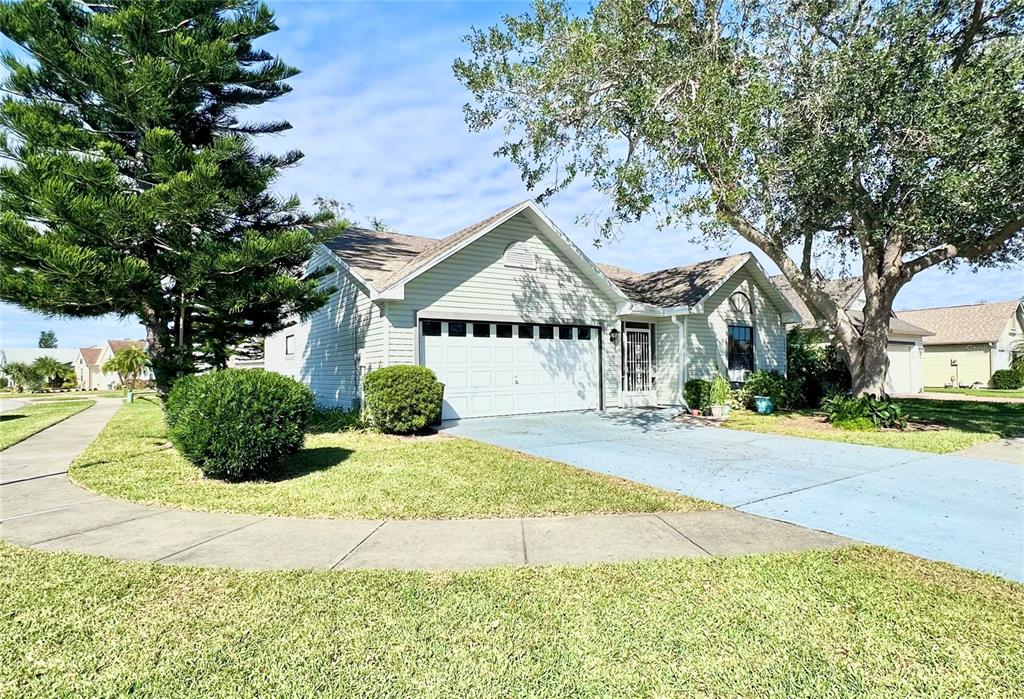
left=769, top=274, right=931, bottom=337
left=323, top=202, right=528, bottom=290
left=323, top=203, right=763, bottom=311
left=769, top=274, right=863, bottom=328
left=897, top=301, right=1021, bottom=345
left=598, top=254, right=750, bottom=308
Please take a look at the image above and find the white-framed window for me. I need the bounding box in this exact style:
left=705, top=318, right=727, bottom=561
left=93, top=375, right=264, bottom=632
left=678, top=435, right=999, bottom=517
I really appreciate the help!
left=284, top=334, right=296, bottom=356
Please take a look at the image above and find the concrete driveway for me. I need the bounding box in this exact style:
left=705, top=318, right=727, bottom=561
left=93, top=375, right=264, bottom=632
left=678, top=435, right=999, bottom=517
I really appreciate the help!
left=443, top=409, right=1024, bottom=581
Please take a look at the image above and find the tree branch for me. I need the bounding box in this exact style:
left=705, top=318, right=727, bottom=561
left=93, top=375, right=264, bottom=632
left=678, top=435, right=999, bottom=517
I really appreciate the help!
left=902, top=214, right=1024, bottom=277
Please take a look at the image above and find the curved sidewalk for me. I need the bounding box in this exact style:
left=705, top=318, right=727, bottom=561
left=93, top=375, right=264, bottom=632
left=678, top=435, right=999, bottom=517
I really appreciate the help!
left=0, top=400, right=850, bottom=571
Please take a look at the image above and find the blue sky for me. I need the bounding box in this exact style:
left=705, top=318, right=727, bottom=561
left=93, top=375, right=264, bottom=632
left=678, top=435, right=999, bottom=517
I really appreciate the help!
left=2, top=1, right=1020, bottom=349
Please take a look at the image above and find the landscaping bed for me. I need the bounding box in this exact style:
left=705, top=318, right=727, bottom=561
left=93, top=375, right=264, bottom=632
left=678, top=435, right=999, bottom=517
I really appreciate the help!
left=2, top=542, right=1020, bottom=698
left=70, top=399, right=715, bottom=519
left=0, top=399, right=95, bottom=451
left=723, top=398, right=1023, bottom=453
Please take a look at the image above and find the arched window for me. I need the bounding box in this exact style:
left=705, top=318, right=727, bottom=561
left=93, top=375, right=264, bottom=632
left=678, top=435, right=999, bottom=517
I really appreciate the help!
left=729, top=291, right=752, bottom=314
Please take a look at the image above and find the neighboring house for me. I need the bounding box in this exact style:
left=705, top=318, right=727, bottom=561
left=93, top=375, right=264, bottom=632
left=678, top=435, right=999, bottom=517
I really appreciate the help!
left=0, top=348, right=78, bottom=386
left=74, top=339, right=151, bottom=390
left=769, top=273, right=931, bottom=394
left=897, top=300, right=1024, bottom=387
left=264, top=201, right=799, bottom=420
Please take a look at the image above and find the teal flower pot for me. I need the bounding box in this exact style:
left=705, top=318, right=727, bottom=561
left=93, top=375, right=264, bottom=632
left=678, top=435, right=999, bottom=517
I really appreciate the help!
left=754, top=396, right=774, bottom=414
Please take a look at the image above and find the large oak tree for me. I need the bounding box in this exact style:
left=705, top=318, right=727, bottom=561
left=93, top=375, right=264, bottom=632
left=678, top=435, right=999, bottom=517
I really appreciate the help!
left=455, top=0, right=1024, bottom=394
left=0, top=0, right=336, bottom=393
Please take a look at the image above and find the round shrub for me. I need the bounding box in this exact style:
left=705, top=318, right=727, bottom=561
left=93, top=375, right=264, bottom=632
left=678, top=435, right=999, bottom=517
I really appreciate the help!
left=166, top=369, right=315, bottom=480
left=364, top=365, right=444, bottom=434
left=991, top=369, right=1023, bottom=390
left=163, top=373, right=201, bottom=429
left=736, top=370, right=796, bottom=410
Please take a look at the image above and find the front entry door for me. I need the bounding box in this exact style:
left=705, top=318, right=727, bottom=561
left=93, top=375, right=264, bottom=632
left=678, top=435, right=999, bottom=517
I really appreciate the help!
left=623, top=324, right=656, bottom=406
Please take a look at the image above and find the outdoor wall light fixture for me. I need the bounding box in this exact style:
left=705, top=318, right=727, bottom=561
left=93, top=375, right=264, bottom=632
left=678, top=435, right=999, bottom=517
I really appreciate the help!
left=609, top=328, right=620, bottom=345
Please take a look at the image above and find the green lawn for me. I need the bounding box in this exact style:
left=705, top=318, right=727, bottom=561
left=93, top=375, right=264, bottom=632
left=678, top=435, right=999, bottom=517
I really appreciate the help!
left=724, top=398, right=1024, bottom=453
left=0, top=399, right=95, bottom=451
left=3, top=390, right=129, bottom=400
left=924, top=386, right=1024, bottom=399
left=70, top=399, right=714, bottom=519
left=2, top=543, right=1020, bottom=698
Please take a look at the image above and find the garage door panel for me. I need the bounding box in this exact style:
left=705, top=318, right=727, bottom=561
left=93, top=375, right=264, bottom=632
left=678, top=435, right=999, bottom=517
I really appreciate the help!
left=885, top=343, right=913, bottom=394
left=421, top=321, right=599, bottom=419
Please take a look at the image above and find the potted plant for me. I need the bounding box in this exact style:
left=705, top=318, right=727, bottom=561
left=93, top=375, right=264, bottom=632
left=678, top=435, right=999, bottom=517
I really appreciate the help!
left=709, top=375, right=731, bottom=418
left=754, top=395, right=774, bottom=414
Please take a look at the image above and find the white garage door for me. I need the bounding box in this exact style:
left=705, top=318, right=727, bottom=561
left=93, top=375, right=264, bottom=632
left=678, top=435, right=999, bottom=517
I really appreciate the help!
left=885, top=342, right=914, bottom=394
left=420, top=319, right=600, bottom=420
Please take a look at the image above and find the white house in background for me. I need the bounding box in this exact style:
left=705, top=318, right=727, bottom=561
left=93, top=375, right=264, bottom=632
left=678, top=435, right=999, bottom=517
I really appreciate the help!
left=74, top=339, right=150, bottom=390
left=897, top=300, right=1024, bottom=387
left=0, top=348, right=78, bottom=386
left=264, top=200, right=800, bottom=420
left=770, top=273, right=931, bottom=394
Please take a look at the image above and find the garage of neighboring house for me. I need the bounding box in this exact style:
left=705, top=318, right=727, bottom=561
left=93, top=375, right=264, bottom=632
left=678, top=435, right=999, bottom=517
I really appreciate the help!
left=419, top=319, right=600, bottom=419
left=771, top=275, right=930, bottom=394
left=884, top=341, right=917, bottom=394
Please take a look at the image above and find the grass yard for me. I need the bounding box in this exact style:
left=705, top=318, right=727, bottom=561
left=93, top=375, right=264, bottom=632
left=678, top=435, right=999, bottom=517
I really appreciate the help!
left=70, top=399, right=714, bottom=519
left=3, top=390, right=130, bottom=400
left=924, top=386, right=1024, bottom=399
left=2, top=543, right=1020, bottom=698
left=0, top=399, right=95, bottom=451
left=724, top=398, right=1024, bottom=453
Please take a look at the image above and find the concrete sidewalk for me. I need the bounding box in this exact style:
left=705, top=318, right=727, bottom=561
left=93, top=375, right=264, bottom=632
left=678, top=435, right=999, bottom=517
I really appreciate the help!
left=0, top=401, right=850, bottom=571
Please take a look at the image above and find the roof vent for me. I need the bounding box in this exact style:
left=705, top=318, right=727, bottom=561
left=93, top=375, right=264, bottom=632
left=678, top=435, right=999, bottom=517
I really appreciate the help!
left=503, top=241, right=537, bottom=270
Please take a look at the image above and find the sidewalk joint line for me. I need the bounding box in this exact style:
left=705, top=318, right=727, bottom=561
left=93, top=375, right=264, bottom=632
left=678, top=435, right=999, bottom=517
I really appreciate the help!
left=519, top=519, right=528, bottom=564
left=0, top=471, right=71, bottom=486
left=1, top=499, right=106, bottom=522
left=26, top=508, right=167, bottom=546
left=331, top=520, right=387, bottom=570
left=654, top=514, right=711, bottom=555
left=156, top=518, right=267, bottom=562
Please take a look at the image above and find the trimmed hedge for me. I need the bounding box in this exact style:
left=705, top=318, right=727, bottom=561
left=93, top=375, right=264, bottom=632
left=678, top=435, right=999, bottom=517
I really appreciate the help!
left=166, top=369, right=314, bottom=481
left=991, top=369, right=1023, bottom=390
left=364, top=365, right=444, bottom=434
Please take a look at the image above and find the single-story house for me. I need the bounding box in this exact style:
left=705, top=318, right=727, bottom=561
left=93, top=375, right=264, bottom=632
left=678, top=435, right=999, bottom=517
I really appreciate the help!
left=74, top=339, right=150, bottom=390
left=769, top=272, right=931, bottom=394
left=0, top=348, right=78, bottom=386
left=897, top=300, right=1024, bottom=387
left=264, top=201, right=800, bottom=420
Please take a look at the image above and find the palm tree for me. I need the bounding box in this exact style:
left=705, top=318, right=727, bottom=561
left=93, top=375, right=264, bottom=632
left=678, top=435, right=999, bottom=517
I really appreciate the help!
left=101, top=346, right=149, bottom=392
left=31, top=356, right=71, bottom=390
left=4, top=361, right=43, bottom=392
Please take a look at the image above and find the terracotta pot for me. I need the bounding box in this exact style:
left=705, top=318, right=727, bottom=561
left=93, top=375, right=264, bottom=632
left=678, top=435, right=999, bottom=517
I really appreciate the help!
left=690, top=409, right=701, bottom=416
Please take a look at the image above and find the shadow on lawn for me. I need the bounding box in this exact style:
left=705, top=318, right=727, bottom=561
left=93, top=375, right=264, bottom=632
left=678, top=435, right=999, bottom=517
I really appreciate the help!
left=902, top=399, right=1024, bottom=438
left=273, top=446, right=353, bottom=481
left=0, top=413, right=26, bottom=422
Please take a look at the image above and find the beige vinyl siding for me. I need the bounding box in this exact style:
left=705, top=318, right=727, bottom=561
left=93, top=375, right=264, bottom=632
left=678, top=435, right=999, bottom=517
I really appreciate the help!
left=686, top=265, right=787, bottom=380
left=923, top=345, right=992, bottom=387
left=264, top=247, right=383, bottom=409
left=386, top=212, right=622, bottom=406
